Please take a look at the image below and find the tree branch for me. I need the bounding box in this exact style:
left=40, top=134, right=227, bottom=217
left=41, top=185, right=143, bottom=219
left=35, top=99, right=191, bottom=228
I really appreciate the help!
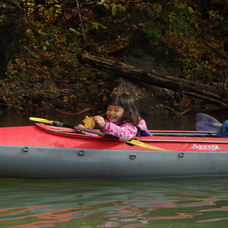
left=77, top=51, right=228, bottom=106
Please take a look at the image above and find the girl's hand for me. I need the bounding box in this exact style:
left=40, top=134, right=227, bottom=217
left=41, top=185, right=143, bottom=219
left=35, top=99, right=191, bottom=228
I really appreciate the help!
left=75, top=124, right=85, bottom=134
left=93, top=115, right=106, bottom=129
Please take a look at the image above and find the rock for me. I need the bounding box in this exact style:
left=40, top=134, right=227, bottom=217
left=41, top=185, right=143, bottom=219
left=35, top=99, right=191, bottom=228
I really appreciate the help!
left=113, top=32, right=181, bottom=114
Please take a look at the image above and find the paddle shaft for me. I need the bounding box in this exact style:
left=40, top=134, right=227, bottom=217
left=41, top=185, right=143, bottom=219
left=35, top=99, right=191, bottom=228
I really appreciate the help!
left=30, top=117, right=166, bottom=150
left=53, top=121, right=139, bottom=143
left=53, top=121, right=104, bottom=136
left=54, top=121, right=166, bottom=149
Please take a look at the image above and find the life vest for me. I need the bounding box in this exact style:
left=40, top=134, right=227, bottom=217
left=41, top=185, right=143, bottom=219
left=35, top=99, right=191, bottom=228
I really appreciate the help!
left=136, top=128, right=153, bottom=137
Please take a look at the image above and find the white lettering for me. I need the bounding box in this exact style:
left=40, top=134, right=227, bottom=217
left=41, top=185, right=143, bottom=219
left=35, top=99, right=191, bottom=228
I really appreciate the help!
left=191, top=144, right=220, bottom=150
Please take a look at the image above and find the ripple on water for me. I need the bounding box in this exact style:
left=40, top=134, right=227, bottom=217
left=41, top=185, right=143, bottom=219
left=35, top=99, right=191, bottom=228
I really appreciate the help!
left=0, top=177, right=227, bottom=227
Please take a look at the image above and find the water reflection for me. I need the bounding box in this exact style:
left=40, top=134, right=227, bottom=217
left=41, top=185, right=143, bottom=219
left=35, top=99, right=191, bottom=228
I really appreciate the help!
left=1, top=111, right=227, bottom=130
left=0, top=112, right=198, bottom=130
left=0, top=113, right=84, bottom=128
left=0, top=178, right=227, bottom=227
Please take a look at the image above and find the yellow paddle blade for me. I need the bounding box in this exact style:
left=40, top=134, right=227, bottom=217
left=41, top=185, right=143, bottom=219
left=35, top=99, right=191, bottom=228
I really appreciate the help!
left=29, top=117, right=54, bottom=125
left=129, top=139, right=166, bottom=151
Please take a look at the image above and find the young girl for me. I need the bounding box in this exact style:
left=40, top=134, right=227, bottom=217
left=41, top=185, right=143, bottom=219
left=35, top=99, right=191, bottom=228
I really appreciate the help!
left=78, top=93, right=151, bottom=139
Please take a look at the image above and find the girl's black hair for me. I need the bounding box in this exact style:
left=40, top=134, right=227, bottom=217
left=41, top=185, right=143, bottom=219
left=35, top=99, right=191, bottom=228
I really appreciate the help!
left=106, top=93, right=140, bottom=126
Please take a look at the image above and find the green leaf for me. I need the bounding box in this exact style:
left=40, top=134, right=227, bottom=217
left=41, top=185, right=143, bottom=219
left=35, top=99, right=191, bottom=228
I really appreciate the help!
left=188, top=7, right=194, bottom=14
left=112, top=5, right=117, bottom=16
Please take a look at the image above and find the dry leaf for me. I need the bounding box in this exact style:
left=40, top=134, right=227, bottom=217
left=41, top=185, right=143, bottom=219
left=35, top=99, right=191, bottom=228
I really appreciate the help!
left=82, top=116, right=95, bottom=130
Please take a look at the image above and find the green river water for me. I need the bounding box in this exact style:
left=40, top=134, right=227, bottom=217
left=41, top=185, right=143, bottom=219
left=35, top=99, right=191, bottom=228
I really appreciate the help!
left=0, top=177, right=227, bottom=228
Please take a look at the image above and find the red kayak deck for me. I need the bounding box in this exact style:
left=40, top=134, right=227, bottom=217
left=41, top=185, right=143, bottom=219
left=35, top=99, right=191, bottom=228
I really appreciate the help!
left=0, top=123, right=227, bottom=151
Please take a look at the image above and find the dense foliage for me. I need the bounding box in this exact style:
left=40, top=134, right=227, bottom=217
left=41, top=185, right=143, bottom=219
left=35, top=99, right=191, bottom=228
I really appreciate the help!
left=0, top=0, right=227, bottom=113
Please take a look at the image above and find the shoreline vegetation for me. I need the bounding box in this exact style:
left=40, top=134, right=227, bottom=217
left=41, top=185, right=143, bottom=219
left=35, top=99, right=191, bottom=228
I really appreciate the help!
left=0, top=0, right=227, bottom=116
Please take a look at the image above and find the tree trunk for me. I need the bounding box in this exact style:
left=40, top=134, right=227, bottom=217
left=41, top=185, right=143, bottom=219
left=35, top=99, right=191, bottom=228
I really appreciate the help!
left=77, top=52, right=228, bottom=106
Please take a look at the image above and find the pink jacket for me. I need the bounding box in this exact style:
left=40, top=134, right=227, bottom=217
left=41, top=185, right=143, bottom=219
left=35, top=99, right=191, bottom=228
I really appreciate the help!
left=101, top=119, right=149, bottom=139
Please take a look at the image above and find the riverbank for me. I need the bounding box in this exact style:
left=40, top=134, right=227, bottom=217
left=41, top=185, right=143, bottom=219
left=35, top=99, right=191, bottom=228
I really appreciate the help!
left=0, top=74, right=223, bottom=117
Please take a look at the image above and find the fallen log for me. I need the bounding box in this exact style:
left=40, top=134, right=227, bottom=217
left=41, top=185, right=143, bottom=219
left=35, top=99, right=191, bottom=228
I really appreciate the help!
left=77, top=52, right=228, bottom=106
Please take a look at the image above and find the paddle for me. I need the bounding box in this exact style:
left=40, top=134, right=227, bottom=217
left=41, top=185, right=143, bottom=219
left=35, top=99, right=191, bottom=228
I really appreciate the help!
left=29, top=117, right=166, bottom=151
left=196, top=113, right=222, bottom=131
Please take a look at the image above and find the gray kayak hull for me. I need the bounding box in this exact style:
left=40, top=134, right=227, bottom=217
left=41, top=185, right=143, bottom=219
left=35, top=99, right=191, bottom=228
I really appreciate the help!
left=1, top=145, right=227, bottom=179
